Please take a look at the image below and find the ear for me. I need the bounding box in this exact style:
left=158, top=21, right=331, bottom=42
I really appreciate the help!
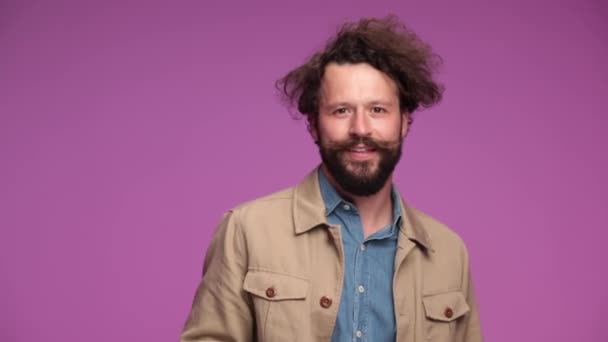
left=401, top=111, right=410, bottom=138
left=307, top=114, right=319, bottom=143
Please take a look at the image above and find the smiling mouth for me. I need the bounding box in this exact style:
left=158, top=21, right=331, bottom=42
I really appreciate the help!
left=345, top=146, right=378, bottom=161
left=348, top=145, right=377, bottom=153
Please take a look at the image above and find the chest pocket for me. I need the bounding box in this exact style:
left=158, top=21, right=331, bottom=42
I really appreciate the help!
left=243, top=270, right=309, bottom=342
left=422, top=290, right=470, bottom=342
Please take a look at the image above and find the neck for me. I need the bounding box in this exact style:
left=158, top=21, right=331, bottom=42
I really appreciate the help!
left=321, top=165, right=394, bottom=237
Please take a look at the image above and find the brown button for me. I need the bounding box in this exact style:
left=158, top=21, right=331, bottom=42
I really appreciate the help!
left=265, top=287, right=276, bottom=298
left=444, top=307, right=454, bottom=319
left=320, top=296, right=333, bottom=308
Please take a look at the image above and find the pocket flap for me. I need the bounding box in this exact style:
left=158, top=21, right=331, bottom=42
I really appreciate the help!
left=243, top=270, right=308, bottom=301
left=422, top=290, right=470, bottom=322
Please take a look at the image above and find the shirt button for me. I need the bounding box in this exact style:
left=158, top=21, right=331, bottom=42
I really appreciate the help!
left=358, top=285, right=365, bottom=293
left=356, top=330, right=362, bottom=338
left=265, top=287, right=276, bottom=298
left=343, top=204, right=350, bottom=210
left=444, top=307, right=454, bottom=319
left=320, top=296, right=333, bottom=308
left=360, top=244, right=365, bottom=251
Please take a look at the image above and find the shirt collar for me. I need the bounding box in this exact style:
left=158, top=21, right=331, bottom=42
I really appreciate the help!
left=317, top=167, right=402, bottom=234
left=292, top=165, right=433, bottom=250
left=317, top=167, right=345, bottom=216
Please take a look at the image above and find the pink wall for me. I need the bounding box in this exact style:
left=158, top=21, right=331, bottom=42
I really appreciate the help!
left=1, top=1, right=607, bottom=341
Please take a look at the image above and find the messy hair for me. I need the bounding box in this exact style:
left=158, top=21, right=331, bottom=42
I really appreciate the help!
left=276, top=15, right=444, bottom=122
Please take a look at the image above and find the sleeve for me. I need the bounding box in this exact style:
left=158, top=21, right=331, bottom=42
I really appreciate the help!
left=455, top=242, right=483, bottom=342
left=180, top=210, right=254, bottom=342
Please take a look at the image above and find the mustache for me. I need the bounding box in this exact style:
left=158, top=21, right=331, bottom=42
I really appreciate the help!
left=319, top=135, right=401, bottom=151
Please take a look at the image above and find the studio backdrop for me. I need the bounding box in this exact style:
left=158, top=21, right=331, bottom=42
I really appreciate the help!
left=1, top=1, right=607, bottom=341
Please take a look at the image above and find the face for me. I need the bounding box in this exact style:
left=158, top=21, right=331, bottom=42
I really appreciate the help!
left=311, top=62, right=409, bottom=197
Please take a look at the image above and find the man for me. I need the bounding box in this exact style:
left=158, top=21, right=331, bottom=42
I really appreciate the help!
left=180, top=16, right=482, bottom=342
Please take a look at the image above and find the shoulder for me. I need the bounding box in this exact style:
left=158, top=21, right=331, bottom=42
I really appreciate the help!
left=216, top=185, right=298, bottom=235
left=229, top=186, right=296, bottom=216
left=405, top=205, right=474, bottom=293
left=407, top=205, right=470, bottom=260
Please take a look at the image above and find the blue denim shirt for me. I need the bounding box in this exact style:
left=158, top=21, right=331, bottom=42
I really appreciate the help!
left=318, top=168, right=401, bottom=342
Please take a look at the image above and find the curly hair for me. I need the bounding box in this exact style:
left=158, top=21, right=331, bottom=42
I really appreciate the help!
left=276, top=15, right=444, bottom=122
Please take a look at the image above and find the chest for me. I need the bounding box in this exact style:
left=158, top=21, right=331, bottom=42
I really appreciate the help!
left=242, top=222, right=465, bottom=342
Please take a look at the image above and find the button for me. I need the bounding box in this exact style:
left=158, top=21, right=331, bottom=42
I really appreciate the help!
left=358, top=285, right=365, bottom=293
left=320, top=296, right=333, bottom=308
left=356, top=330, right=362, bottom=338
left=265, top=287, right=276, bottom=298
left=360, top=244, right=365, bottom=251
left=343, top=204, right=351, bottom=210
left=444, top=307, right=454, bottom=319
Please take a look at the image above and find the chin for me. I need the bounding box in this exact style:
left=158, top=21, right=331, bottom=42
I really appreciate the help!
left=345, top=160, right=378, bottom=174
left=345, top=165, right=379, bottom=181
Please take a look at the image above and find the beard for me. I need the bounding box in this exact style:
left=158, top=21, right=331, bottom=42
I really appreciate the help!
left=318, top=134, right=403, bottom=197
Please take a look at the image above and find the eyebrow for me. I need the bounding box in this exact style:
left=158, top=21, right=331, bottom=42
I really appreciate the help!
left=322, top=100, right=396, bottom=109
left=322, top=101, right=351, bottom=109
left=368, top=100, right=395, bottom=107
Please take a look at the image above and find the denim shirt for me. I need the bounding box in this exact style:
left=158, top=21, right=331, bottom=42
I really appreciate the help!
left=318, top=169, right=401, bottom=342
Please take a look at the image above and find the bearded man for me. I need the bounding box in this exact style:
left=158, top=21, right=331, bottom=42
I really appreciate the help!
left=180, top=15, right=482, bottom=342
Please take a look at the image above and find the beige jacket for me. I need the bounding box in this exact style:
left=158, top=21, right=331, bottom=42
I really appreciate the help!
left=180, top=168, right=482, bottom=342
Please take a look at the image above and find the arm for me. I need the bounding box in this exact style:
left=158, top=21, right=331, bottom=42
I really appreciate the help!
left=180, top=210, right=254, bottom=342
left=455, top=243, right=483, bottom=342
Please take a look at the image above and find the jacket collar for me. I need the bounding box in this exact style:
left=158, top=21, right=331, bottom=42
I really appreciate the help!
left=292, top=166, right=433, bottom=251
left=292, top=167, right=327, bottom=235
left=398, top=200, right=434, bottom=251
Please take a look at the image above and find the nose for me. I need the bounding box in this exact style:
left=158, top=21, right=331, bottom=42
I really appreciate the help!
left=349, top=111, right=371, bottom=137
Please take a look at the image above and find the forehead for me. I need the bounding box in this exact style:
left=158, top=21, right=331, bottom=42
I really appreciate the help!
left=319, top=62, right=399, bottom=105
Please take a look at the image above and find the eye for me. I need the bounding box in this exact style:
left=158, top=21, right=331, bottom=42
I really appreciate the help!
left=372, top=106, right=387, bottom=113
left=333, top=107, right=349, bottom=115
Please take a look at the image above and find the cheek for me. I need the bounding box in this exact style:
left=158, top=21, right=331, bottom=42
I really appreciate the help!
left=373, top=120, right=403, bottom=140
left=318, top=120, right=350, bottom=142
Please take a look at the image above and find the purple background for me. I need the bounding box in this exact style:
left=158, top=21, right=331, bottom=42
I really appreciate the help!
left=1, top=1, right=607, bottom=341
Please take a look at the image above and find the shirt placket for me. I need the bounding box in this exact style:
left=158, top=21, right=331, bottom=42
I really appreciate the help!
left=343, top=206, right=368, bottom=342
